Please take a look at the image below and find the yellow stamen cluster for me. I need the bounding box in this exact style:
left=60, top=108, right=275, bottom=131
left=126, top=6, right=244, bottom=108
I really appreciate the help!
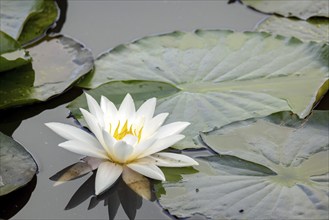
left=111, top=120, right=143, bottom=142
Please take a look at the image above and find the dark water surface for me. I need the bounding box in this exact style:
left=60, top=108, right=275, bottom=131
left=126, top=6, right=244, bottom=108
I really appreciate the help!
left=0, top=1, right=268, bottom=219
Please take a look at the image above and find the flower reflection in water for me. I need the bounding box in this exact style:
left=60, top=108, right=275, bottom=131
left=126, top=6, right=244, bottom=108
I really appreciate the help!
left=50, top=158, right=155, bottom=220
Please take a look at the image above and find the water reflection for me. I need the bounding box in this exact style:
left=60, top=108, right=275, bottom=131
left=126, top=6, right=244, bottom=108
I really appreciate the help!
left=51, top=162, right=156, bottom=220
left=0, top=175, right=37, bottom=219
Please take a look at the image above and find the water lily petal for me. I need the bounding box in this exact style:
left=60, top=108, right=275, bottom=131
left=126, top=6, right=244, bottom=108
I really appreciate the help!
left=95, top=162, right=123, bottom=195
left=138, top=134, right=185, bottom=158
left=149, top=152, right=199, bottom=167
left=155, top=122, right=190, bottom=139
left=136, top=97, right=156, bottom=121
left=45, top=122, right=99, bottom=146
left=85, top=93, right=104, bottom=127
left=82, top=157, right=106, bottom=170
left=142, top=113, right=169, bottom=139
left=113, top=140, right=134, bottom=163
left=122, top=134, right=138, bottom=146
left=101, top=129, right=116, bottom=156
left=127, top=162, right=165, bottom=181
left=58, top=140, right=108, bottom=159
left=100, top=96, right=118, bottom=130
left=80, top=108, right=105, bottom=146
left=118, top=93, right=135, bottom=121
left=132, top=136, right=157, bottom=158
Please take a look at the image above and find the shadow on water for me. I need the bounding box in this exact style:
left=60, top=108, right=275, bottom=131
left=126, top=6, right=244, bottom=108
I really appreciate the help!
left=62, top=172, right=155, bottom=220
left=0, top=175, right=37, bottom=220
left=0, top=87, right=82, bottom=136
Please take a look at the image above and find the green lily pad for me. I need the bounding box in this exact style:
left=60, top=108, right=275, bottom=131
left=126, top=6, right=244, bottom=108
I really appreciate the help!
left=242, top=0, right=329, bottom=20
left=256, top=16, right=329, bottom=43
left=0, top=132, right=38, bottom=196
left=0, top=31, right=31, bottom=72
left=158, top=111, right=329, bottom=219
left=0, top=0, right=44, bottom=40
left=73, top=30, right=328, bottom=149
left=0, top=35, right=94, bottom=110
left=18, top=0, right=59, bottom=45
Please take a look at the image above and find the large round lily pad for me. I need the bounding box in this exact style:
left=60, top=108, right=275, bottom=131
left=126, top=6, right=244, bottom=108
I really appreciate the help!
left=0, top=35, right=94, bottom=110
left=0, top=132, right=38, bottom=196
left=256, top=16, right=329, bottom=43
left=72, top=30, right=328, bottom=149
left=242, top=0, right=329, bottom=20
left=157, top=111, right=329, bottom=219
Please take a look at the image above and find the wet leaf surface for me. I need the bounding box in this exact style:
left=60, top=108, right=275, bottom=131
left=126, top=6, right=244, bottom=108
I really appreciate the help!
left=256, top=16, right=329, bottom=43
left=72, top=30, right=328, bottom=149
left=0, top=35, right=93, bottom=110
left=156, top=111, right=329, bottom=219
left=0, top=132, right=38, bottom=196
left=242, top=0, right=329, bottom=20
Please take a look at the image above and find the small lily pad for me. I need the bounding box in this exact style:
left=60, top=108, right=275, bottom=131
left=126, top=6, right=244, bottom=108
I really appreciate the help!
left=256, top=16, right=329, bottom=43
left=157, top=111, right=329, bottom=219
left=72, top=30, right=328, bottom=149
left=0, top=132, right=38, bottom=196
left=0, top=0, right=44, bottom=39
left=0, top=35, right=94, bottom=110
left=242, top=0, right=329, bottom=20
left=18, top=0, right=59, bottom=45
left=0, top=0, right=59, bottom=44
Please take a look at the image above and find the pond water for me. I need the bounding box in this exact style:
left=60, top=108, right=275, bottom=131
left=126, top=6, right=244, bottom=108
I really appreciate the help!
left=0, top=1, right=272, bottom=219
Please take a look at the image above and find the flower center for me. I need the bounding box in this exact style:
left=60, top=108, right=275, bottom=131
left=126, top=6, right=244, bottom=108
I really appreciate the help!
left=111, top=120, right=143, bottom=142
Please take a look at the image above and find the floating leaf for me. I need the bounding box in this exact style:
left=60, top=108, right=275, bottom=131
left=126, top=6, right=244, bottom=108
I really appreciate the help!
left=73, top=30, right=328, bottom=149
left=0, top=31, right=31, bottom=72
left=18, top=0, right=59, bottom=45
left=256, top=16, right=329, bottom=43
left=242, top=0, right=329, bottom=20
left=0, top=0, right=44, bottom=39
left=0, top=0, right=58, bottom=44
left=0, top=132, right=38, bottom=196
left=160, top=111, right=329, bottom=219
left=0, top=35, right=93, bottom=110
left=158, top=112, right=329, bottom=219
left=200, top=111, right=329, bottom=170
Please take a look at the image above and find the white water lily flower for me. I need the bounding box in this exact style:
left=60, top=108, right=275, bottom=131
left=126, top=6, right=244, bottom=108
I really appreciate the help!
left=46, top=93, right=198, bottom=195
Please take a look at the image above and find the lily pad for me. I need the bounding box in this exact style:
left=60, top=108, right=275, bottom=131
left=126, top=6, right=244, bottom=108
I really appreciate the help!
left=0, top=31, right=31, bottom=72
left=242, top=0, right=329, bottom=20
left=0, top=35, right=94, bottom=110
left=158, top=111, right=329, bottom=219
left=0, top=0, right=44, bottom=39
left=0, top=0, right=58, bottom=44
left=73, top=30, right=328, bottom=149
left=0, top=132, right=38, bottom=196
left=18, top=0, right=59, bottom=45
left=256, top=16, right=329, bottom=43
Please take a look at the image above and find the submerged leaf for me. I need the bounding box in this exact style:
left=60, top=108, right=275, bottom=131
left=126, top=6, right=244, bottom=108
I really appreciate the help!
left=0, top=132, right=38, bottom=196
left=242, top=0, right=329, bottom=20
left=0, top=35, right=93, bottom=110
left=72, top=30, right=328, bottom=149
left=256, top=16, right=329, bottom=43
left=0, top=32, right=31, bottom=72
